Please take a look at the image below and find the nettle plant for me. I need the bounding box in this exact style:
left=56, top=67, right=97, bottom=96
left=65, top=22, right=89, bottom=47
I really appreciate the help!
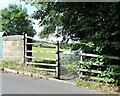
left=60, top=50, right=120, bottom=83
left=82, top=57, right=120, bottom=83
left=0, top=60, right=14, bottom=68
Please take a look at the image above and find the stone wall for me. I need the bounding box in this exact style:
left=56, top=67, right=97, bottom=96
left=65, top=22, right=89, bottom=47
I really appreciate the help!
left=2, top=35, right=24, bottom=63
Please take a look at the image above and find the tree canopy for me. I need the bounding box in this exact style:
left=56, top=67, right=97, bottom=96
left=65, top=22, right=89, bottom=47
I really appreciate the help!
left=32, top=2, right=120, bottom=56
left=0, top=15, right=3, bottom=32
left=0, top=4, right=36, bottom=36
left=0, top=22, right=2, bottom=32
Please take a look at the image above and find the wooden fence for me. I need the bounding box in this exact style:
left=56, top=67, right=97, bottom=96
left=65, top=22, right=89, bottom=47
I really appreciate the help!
left=24, top=34, right=60, bottom=79
left=79, top=51, right=120, bottom=83
left=23, top=34, right=120, bottom=81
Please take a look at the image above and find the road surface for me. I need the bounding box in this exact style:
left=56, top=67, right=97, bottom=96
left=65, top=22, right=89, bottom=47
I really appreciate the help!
left=1, top=73, right=103, bottom=94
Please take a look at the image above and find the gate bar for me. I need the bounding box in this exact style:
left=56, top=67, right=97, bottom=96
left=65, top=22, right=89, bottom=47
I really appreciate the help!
left=56, top=41, right=60, bottom=79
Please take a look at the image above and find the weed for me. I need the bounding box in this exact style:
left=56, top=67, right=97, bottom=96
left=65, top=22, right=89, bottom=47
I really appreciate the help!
left=0, top=60, right=14, bottom=68
left=76, top=79, right=120, bottom=94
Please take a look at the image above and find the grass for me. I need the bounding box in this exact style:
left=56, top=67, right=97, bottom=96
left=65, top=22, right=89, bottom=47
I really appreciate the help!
left=0, top=60, right=14, bottom=68
left=32, top=47, right=56, bottom=59
left=31, top=46, right=57, bottom=69
left=32, top=46, right=64, bottom=63
left=34, top=59, right=56, bottom=64
left=76, top=80, right=120, bottom=94
left=33, top=47, right=56, bottom=51
left=15, top=65, right=48, bottom=76
left=0, top=59, right=120, bottom=94
left=0, top=60, right=48, bottom=76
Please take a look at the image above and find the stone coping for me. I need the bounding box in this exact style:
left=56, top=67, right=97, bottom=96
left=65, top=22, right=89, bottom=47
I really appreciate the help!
left=2, top=35, right=24, bottom=41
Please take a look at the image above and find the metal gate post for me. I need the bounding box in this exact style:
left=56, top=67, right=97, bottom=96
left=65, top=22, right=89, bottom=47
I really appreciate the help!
left=23, top=33, right=26, bottom=64
left=23, top=34, right=27, bottom=64
left=56, top=41, right=60, bottom=79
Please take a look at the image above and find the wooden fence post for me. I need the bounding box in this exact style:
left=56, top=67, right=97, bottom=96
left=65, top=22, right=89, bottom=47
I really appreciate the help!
left=56, top=41, right=60, bottom=79
left=79, top=50, right=83, bottom=78
left=80, top=50, right=83, bottom=62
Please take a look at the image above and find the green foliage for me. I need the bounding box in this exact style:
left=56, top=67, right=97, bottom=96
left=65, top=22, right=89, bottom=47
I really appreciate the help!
left=32, top=2, right=120, bottom=57
left=76, top=79, right=120, bottom=94
left=71, top=43, right=81, bottom=50
left=0, top=61, right=48, bottom=76
left=82, top=57, right=104, bottom=69
left=80, top=57, right=120, bottom=83
left=60, top=42, right=71, bottom=49
left=76, top=80, right=102, bottom=88
left=0, top=60, right=14, bottom=68
left=0, top=4, right=36, bottom=36
left=60, top=42, right=81, bottom=50
left=60, top=51, right=120, bottom=84
left=0, top=19, right=3, bottom=32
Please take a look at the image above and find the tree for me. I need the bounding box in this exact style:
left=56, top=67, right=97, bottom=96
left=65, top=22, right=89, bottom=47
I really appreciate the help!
left=0, top=22, right=2, bottom=32
left=0, top=15, right=2, bottom=32
left=0, top=4, right=36, bottom=36
left=32, top=2, right=120, bottom=57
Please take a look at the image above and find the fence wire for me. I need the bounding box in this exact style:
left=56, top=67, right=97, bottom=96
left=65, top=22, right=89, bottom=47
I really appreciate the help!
left=60, top=53, right=80, bottom=81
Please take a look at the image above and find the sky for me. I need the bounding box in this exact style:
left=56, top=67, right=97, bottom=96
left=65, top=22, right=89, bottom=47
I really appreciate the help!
left=0, top=0, right=42, bottom=39
left=0, top=0, right=36, bottom=15
left=0, top=0, right=62, bottom=41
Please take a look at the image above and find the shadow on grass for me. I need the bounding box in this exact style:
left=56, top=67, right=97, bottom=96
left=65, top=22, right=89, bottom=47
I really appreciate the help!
left=34, top=60, right=56, bottom=64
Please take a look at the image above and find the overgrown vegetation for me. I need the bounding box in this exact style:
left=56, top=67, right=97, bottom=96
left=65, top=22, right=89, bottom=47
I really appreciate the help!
left=0, top=20, right=2, bottom=32
left=0, top=60, right=14, bottom=68
left=60, top=42, right=81, bottom=50
left=76, top=80, right=120, bottom=94
left=60, top=52, right=120, bottom=85
left=0, top=60, right=48, bottom=76
left=31, top=3, right=120, bottom=85
left=32, top=2, right=120, bottom=57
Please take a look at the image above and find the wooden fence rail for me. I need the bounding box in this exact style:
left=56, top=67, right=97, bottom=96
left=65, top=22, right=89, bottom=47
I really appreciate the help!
left=79, top=52, right=120, bottom=60
left=26, top=50, right=55, bottom=53
left=78, top=51, right=120, bottom=82
left=24, top=34, right=120, bottom=81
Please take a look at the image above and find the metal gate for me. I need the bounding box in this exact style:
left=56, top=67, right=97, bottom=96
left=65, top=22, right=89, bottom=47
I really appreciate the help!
left=24, top=34, right=60, bottom=79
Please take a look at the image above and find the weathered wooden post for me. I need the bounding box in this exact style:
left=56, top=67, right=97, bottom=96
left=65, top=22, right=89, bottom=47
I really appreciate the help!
left=79, top=50, right=83, bottom=78
left=56, top=41, right=60, bottom=79
left=80, top=50, right=83, bottom=62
